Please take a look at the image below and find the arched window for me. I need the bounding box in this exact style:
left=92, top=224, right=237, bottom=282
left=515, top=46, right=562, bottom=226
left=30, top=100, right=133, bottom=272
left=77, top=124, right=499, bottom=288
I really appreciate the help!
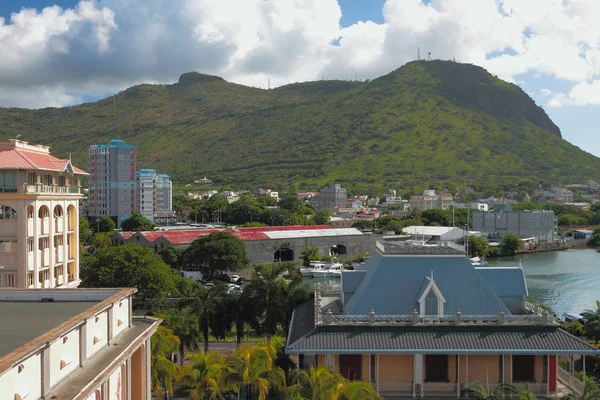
left=27, top=205, right=34, bottom=219
left=54, top=205, right=63, bottom=218
left=38, top=206, right=50, bottom=219
left=67, top=205, right=76, bottom=231
left=274, top=248, right=294, bottom=262
left=0, top=206, right=17, bottom=220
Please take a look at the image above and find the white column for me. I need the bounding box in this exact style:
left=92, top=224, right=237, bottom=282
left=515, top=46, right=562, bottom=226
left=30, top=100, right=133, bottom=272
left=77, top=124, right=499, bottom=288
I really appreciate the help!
left=126, top=358, right=132, bottom=400
left=376, top=354, right=380, bottom=395
left=145, top=339, right=152, bottom=400
left=79, top=320, right=88, bottom=366
left=510, top=355, right=513, bottom=384
left=466, top=354, right=469, bottom=388
left=414, top=354, right=423, bottom=397
left=457, top=355, right=461, bottom=397
left=369, top=354, right=372, bottom=384
left=502, top=354, right=505, bottom=383
left=41, top=345, right=50, bottom=396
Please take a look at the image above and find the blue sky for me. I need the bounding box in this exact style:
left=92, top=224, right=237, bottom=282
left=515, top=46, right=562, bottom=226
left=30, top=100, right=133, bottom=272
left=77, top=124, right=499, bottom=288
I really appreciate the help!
left=0, top=0, right=599, bottom=161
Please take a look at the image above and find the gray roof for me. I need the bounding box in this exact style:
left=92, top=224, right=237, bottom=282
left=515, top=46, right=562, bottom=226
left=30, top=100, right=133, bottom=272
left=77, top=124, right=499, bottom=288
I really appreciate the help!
left=0, top=301, right=98, bottom=358
left=475, top=267, right=528, bottom=298
left=342, top=271, right=366, bottom=293
left=342, top=252, right=510, bottom=316
left=287, top=325, right=599, bottom=355
left=287, top=300, right=315, bottom=347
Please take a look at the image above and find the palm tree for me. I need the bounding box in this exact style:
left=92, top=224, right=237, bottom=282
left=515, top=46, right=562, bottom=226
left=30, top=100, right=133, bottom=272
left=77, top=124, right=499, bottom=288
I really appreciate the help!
left=294, top=366, right=380, bottom=400
left=462, top=380, right=518, bottom=399
left=151, top=325, right=180, bottom=396
left=245, top=263, right=295, bottom=340
left=177, top=351, right=232, bottom=400
left=517, top=383, right=538, bottom=400
left=227, top=343, right=286, bottom=400
left=564, top=380, right=600, bottom=400
left=159, top=307, right=201, bottom=365
left=189, top=283, right=227, bottom=352
left=582, top=300, right=600, bottom=344
left=330, top=378, right=380, bottom=400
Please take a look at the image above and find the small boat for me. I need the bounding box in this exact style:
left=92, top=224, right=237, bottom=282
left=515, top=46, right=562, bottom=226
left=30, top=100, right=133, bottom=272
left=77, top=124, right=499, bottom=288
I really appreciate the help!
left=470, top=256, right=486, bottom=266
left=300, top=262, right=326, bottom=277
left=313, top=263, right=343, bottom=278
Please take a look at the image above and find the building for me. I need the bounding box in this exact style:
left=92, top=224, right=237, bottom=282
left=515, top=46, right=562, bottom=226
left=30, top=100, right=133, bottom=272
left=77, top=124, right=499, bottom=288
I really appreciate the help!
left=0, top=139, right=87, bottom=289
left=472, top=210, right=556, bottom=243
left=453, top=202, right=489, bottom=211
left=88, top=139, right=136, bottom=227
left=257, top=189, right=279, bottom=201
left=553, top=187, right=573, bottom=203
left=135, top=169, right=174, bottom=224
left=0, top=288, right=160, bottom=400
left=572, top=229, right=595, bottom=240
left=286, top=241, right=598, bottom=398
left=318, top=184, right=348, bottom=211
left=588, top=180, right=599, bottom=192
left=410, top=190, right=453, bottom=211
left=112, top=225, right=374, bottom=265
left=402, top=226, right=467, bottom=243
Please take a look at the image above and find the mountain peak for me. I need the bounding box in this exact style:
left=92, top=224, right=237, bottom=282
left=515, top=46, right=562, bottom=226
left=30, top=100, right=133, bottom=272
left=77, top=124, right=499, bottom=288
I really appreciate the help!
left=177, top=72, right=224, bottom=85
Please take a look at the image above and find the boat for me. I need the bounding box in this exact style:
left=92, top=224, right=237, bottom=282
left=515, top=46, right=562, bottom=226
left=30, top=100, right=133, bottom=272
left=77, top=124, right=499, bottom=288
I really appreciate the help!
left=300, top=262, right=326, bottom=277
left=469, top=256, right=486, bottom=266
left=313, top=263, right=343, bottom=278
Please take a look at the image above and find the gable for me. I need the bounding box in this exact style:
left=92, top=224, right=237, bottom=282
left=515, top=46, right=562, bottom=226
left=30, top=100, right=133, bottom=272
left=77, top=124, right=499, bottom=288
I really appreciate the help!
left=343, top=255, right=510, bottom=316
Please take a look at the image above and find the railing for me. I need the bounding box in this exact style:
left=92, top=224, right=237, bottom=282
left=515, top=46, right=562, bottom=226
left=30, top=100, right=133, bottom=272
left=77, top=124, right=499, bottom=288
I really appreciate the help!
left=558, top=366, right=584, bottom=395
left=512, top=383, right=548, bottom=396
left=23, top=184, right=80, bottom=195
left=318, top=311, right=553, bottom=326
left=0, top=272, right=17, bottom=288
left=379, top=382, right=414, bottom=397
left=523, top=301, right=543, bottom=316
left=423, top=382, right=459, bottom=397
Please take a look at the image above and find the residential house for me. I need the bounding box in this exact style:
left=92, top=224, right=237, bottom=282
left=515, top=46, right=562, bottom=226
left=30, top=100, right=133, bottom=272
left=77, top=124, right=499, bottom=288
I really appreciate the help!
left=318, top=184, right=348, bottom=211
left=410, top=190, right=453, bottom=211
left=553, top=188, right=573, bottom=204
left=286, top=241, right=598, bottom=398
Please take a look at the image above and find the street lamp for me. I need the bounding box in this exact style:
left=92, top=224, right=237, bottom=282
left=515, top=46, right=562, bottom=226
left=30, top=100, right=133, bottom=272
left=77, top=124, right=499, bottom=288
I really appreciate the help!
left=248, top=211, right=252, bottom=223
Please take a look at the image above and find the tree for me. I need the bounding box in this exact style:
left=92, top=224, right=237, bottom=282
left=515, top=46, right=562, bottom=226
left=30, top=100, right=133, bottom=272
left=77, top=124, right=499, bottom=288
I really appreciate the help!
left=314, top=209, right=332, bottom=225
left=459, top=235, right=489, bottom=257
left=181, top=232, right=249, bottom=282
left=188, top=284, right=227, bottom=352
left=227, top=343, right=286, bottom=400
left=159, top=307, right=200, bottom=366
left=151, top=325, right=180, bottom=396
left=300, top=247, right=320, bottom=266
left=564, top=380, right=600, bottom=400
left=80, top=244, right=179, bottom=308
left=89, top=232, right=112, bottom=252
left=581, top=300, right=600, bottom=344
left=500, top=233, right=521, bottom=256
left=121, top=212, right=154, bottom=231
left=294, top=366, right=380, bottom=400
left=79, top=216, right=91, bottom=244
left=95, top=216, right=116, bottom=232
left=159, top=245, right=183, bottom=269
left=177, top=351, right=233, bottom=400
left=278, top=195, right=304, bottom=214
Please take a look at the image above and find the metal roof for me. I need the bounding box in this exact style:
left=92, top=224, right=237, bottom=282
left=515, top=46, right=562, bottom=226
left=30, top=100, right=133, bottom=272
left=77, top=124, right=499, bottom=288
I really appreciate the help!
left=403, top=226, right=466, bottom=237
left=0, top=146, right=87, bottom=174
left=343, top=252, right=509, bottom=316
left=286, top=325, right=599, bottom=355
left=475, top=267, right=528, bottom=298
left=265, top=228, right=363, bottom=239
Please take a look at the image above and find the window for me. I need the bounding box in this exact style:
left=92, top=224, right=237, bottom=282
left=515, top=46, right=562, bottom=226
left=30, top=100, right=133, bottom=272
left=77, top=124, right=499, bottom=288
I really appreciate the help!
left=43, top=174, right=53, bottom=185
left=0, top=206, right=17, bottom=219
left=339, top=355, right=362, bottom=380
left=425, top=355, right=449, bottom=382
left=425, top=291, right=438, bottom=315
left=512, top=355, right=535, bottom=382
left=28, top=172, right=37, bottom=185
left=0, top=171, right=18, bottom=192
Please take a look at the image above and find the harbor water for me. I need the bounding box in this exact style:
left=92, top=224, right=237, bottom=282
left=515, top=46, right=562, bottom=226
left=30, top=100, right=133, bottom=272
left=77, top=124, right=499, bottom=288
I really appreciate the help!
left=302, top=248, right=600, bottom=316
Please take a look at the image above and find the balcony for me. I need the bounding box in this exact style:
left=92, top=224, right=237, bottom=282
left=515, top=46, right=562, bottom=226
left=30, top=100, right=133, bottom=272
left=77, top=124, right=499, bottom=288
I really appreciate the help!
left=21, top=183, right=81, bottom=195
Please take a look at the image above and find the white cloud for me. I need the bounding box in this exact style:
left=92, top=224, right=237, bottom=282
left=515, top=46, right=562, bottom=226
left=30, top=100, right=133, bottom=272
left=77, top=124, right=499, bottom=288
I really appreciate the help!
left=1, top=0, right=600, bottom=108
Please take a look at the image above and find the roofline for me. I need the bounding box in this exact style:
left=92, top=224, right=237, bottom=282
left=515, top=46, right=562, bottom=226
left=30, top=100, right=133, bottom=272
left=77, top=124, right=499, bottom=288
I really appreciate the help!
left=286, top=348, right=600, bottom=355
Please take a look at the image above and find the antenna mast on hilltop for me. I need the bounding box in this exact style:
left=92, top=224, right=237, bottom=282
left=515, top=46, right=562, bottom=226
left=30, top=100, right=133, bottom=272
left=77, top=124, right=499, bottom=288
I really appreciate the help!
left=268, top=79, right=271, bottom=90
left=428, top=52, right=431, bottom=61
left=417, top=47, right=421, bottom=61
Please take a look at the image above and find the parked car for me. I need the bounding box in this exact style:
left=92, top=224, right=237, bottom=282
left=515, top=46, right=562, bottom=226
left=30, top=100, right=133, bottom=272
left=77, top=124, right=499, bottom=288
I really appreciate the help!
left=230, top=275, right=244, bottom=285
left=227, top=284, right=242, bottom=295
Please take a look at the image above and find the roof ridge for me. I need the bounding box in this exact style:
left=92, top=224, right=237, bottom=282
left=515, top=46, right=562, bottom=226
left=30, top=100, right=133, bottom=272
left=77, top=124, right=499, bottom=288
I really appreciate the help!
left=13, top=148, right=37, bottom=169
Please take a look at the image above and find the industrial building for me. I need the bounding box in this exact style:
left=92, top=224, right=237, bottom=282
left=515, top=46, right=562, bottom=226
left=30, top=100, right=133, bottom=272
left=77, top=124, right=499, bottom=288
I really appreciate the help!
left=472, top=209, right=557, bottom=243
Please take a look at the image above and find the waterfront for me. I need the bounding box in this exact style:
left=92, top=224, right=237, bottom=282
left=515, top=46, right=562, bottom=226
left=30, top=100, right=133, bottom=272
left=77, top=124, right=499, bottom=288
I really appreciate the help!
left=487, top=248, right=600, bottom=316
left=302, top=248, right=600, bottom=317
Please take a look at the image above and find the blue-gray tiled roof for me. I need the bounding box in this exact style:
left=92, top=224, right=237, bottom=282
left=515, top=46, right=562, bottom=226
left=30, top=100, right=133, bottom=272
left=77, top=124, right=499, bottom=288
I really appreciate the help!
left=343, top=253, right=510, bottom=316
left=475, top=267, right=528, bottom=298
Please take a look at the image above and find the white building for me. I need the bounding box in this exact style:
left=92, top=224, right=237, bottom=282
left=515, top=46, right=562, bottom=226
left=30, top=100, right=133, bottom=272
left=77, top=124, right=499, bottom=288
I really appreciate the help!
left=88, top=139, right=136, bottom=227
left=136, top=169, right=174, bottom=224
left=318, top=183, right=348, bottom=211
left=454, top=202, right=489, bottom=211
left=0, top=288, right=160, bottom=400
left=403, top=226, right=468, bottom=243
left=0, top=139, right=87, bottom=289
left=589, top=180, right=599, bottom=192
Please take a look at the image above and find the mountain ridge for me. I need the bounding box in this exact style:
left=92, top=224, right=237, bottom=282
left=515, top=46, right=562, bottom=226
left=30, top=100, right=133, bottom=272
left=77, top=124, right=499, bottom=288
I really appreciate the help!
left=0, top=60, right=598, bottom=192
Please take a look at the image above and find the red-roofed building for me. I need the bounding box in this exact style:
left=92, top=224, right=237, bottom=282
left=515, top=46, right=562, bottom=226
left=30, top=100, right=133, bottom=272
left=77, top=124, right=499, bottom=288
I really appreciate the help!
left=0, top=139, right=87, bottom=289
left=113, top=225, right=374, bottom=265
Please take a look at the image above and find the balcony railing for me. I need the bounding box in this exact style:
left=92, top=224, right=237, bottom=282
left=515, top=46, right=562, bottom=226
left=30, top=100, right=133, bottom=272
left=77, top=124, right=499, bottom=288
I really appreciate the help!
left=379, top=382, right=414, bottom=398
left=0, top=272, right=17, bottom=288
left=422, top=382, right=459, bottom=397
left=22, top=184, right=80, bottom=195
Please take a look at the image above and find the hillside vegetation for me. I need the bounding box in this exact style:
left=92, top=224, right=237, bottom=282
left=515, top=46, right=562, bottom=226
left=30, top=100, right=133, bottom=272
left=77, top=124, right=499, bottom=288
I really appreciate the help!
left=1, top=60, right=599, bottom=192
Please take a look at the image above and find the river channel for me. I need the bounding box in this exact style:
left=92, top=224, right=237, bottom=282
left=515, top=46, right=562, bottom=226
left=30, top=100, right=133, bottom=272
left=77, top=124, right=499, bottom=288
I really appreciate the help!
left=487, top=248, right=600, bottom=316
left=302, top=249, right=600, bottom=317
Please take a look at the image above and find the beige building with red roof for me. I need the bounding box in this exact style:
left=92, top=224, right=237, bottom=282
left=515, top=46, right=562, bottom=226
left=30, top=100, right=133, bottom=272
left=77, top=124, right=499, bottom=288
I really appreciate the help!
left=0, top=139, right=87, bottom=289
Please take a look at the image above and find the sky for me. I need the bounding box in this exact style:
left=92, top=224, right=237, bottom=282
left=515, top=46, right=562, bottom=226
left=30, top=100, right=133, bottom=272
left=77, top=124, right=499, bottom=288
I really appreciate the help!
left=0, top=0, right=599, bottom=158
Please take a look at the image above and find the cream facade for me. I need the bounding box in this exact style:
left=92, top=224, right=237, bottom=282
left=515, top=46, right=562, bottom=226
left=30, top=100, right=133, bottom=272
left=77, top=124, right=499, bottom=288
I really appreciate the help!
left=0, top=139, right=87, bottom=289
left=0, top=288, right=160, bottom=400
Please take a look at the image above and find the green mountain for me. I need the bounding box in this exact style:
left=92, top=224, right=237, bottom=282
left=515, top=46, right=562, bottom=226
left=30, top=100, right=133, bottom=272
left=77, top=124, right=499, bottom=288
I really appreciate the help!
left=1, top=60, right=599, bottom=192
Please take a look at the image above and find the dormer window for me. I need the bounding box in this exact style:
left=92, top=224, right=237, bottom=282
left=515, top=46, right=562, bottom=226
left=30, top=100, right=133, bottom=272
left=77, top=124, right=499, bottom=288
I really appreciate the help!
left=418, top=272, right=446, bottom=316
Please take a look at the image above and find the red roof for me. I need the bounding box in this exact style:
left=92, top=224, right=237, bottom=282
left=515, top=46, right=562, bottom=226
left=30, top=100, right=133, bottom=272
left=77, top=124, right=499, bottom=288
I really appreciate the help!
left=0, top=145, right=88, bottom=174
left=117, top=225, right=332, bottom=245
